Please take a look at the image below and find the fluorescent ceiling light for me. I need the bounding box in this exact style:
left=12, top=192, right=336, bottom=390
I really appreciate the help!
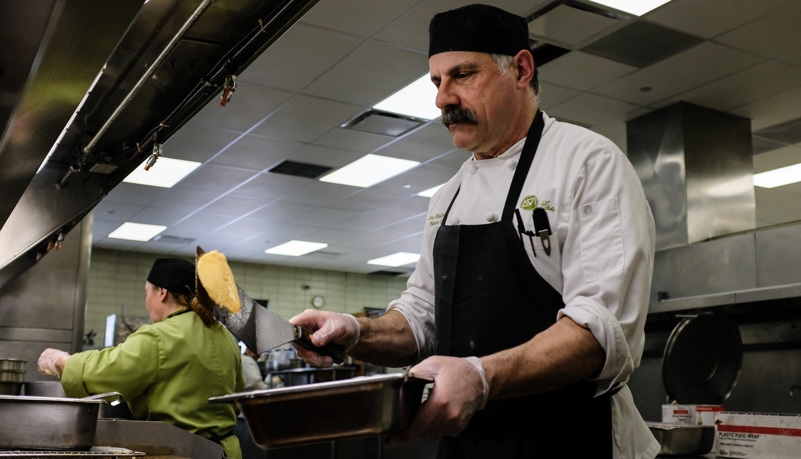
left=320, top=154, right=419, bottom=188
left=265, top=240, right=328, bottom=256
left=418, top=184, right=445, bottom=198
left=753, top=163, right=801, bottom=188
left=587, top=0, right=672, bottom=16
left=123, top=157, right=201, bottom=188
left=373, top=73, right=441, bottom=121
left=108, top=222, right=166, bottom=241
left=368, top=252, right=421, bottom=267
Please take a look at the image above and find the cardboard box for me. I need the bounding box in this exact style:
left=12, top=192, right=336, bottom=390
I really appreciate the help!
left=662, top=404, right=724, bottom=425
left=715, top=412, right=801, bottom=458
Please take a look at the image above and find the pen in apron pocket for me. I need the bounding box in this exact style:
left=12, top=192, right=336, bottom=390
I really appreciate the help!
left=514, top=208, right=537, bottom=257
left=532, top=207, right=552, bottom=256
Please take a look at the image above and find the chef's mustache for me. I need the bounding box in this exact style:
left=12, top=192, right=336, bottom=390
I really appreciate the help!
left=441, top=106, right=478, bottom=128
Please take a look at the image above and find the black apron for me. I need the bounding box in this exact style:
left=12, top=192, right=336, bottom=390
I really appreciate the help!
left=432, top=111, right=614, bottom=458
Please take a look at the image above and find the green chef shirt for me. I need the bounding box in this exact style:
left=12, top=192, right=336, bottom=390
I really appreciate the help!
left=62, top=308, right=245, bottom=459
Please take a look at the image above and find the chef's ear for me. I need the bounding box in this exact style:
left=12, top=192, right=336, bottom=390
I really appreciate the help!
left=158, top=287, right=170, bottom=302
left=513, top=49, right=535, bottom=90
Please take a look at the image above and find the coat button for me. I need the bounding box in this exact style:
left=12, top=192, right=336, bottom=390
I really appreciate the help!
left=507, top=160, right=518, bottom=170
left=485, top=212, right=498, bottom=222
left=468, top=164, right=478, bottom=174
left=583, top=204, right=593, bottom=215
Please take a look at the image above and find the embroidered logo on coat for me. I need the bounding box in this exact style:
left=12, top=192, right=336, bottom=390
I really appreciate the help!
left=520, top=195, right=554, bottom=211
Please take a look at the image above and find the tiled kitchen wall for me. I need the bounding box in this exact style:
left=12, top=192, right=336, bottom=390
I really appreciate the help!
left=84, top=248, right=409, bottom=346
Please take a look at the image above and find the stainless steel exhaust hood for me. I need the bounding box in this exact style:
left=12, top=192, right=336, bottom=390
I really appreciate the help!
left=0, top=0, right=318, bottom=288
left=627, top=102, right=801, bottom=314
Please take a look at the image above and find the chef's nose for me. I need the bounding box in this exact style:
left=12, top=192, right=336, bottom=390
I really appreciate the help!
left=435, top=80, right=459, bottom=110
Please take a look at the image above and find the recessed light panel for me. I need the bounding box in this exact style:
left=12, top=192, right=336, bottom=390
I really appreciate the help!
left=587, top=0, right=672, bottom=16
left=373, top=74, right=440, bottom=121
left=418, top=184, right=445, bottom=198
left=265, top=240, right=328, bottom=256
left=123, top=157, right=201, bottom=188
left=368, top=252, right=420, bottom=267
left=320, top=154, right=419, bottom=188
left=108, top=222, right=167, bottom=241
left=753, top=164, right=801, bottom=188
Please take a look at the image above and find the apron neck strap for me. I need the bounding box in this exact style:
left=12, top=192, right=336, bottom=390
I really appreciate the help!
left=501, top=110, right=545, bottom=221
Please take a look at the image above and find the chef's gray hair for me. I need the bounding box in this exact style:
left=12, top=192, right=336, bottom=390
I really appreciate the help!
left=491, top=53, right=539, bottom=95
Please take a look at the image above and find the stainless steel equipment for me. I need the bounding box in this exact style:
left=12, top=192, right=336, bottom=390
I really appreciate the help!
left=0, top=0, right=320, bottom=289
left=0, top=394, right=114, bottom=450
left=647, top=422, right=715, bottom=456
left=209, top=373, right=429, bottom=449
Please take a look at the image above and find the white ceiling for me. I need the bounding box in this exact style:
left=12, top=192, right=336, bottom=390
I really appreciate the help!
left=92, top=0, right=801, bottom=274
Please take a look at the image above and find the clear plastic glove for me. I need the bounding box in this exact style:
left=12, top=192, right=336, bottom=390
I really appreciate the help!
left=38, top=348, right=70, bottom=376
left=289, top=310, right=359, bottom=367
left=387, top=355, right=486, bottom=447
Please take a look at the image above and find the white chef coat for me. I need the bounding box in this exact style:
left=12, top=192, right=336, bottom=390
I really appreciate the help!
left=388, top=112, right=659, bottom=458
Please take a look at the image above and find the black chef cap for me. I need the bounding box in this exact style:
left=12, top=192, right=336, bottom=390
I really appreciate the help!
left=147, top=258, right=195, bottom=297
left=428, top=4, right=530, bottom=58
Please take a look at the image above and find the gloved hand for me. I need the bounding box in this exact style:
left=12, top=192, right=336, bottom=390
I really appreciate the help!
left=290, top=310, right=360, bottom=366
left=387, top=355, right=487, bottom=447
left=38, top=348, right=70, bottom=376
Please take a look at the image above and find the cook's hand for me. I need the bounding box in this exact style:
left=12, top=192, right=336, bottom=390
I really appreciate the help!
left=386, top=355, right=488, bottom=447
left=289, top=310, right=359, bottom=367
left=38, top=348, right=70, bottom=376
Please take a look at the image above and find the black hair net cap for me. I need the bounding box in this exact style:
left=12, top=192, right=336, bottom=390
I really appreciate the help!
left=428, top=4, right=530, bottom=58
left=147, top=258, right=195, bottom=296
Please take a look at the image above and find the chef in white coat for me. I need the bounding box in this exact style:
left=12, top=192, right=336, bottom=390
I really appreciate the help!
left=291, top=4, right=659, bottom=458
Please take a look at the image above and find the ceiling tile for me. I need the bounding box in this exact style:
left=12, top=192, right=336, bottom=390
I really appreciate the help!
left=539, top=51, right=637, bottom=91
left=300, top=0, right=419, bottom=38
left=312, top=127, right=394, bottom=153
left=715, top=3, right=801, bottom=58
left=247, top=200, right=317, bottom=223
left=148, top=187, right=220, bottom=214
left=729, top=85, right=801, bottom=131
left=302, top=40, right=429, bottom=107
left=290, top=207, right=362, bottom=228
left=646, top=0, right=792, bottom=39
left=127, top=206, right=189, bottom=227
left=189, top=84, right=294, bottom=133
left=373, top=164, right=457, bottom=195
left=227, top=172, right=310, bottom=201
left=210, top=134, right=304, bottom=171
left=528, top=3, right=620, bottom=47
left=328, top=187, right=409, bottom=213
left=103, top=183, right=164, bottom=206
left=167, top=213, right=230, bottom=239
left=249, top=95, right=363, bottom=143
left=279, top=181, right=359, bottom=207
left=592, top=42, right=763, bottom=106
left=175, top=165, right=257, bottom=193
left=581, top=21, right=702, bottom=68
left=237, top=23, right=363, bottom=91
left=286, top=144, right=364, bottom=169
left=659, top=60, right=801, bottom=112
left=752, top=144, right=801, bottom=173
left=164, top=124, right=241, bottom=163
left=92, top=201, right=143, bottom=223
left=374, top=123, right=457, bottom=163
left=537, top=83, right=582, bottom=109
left=548, top=93, right=640, bottom=126
left=201, top=196, right=266, bottom=217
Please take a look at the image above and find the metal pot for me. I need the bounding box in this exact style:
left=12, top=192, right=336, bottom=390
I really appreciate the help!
left=24, top=380, right=66, bottom=397
left=0, top=392, right=121, bottom=450
left=0, top=358, right=26, bottom=371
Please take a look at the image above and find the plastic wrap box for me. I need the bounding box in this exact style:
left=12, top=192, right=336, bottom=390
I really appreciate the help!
left=662, top=404, right=724, bottom=425
left=715, top=412, right=801, bottom=458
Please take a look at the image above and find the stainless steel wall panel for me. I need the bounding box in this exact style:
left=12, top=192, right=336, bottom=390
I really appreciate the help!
left=650, top=233, right=757, bottom=304
left=627, top=103, right=755, bottom=251
left=755, top=224, right=801, bottom=288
